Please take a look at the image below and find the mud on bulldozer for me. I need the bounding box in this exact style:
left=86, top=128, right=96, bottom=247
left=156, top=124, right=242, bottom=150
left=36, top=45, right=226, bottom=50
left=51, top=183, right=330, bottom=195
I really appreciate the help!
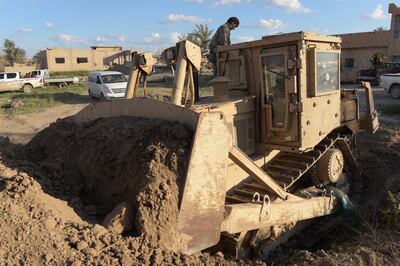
left=65, top=32, right=379, bottom=259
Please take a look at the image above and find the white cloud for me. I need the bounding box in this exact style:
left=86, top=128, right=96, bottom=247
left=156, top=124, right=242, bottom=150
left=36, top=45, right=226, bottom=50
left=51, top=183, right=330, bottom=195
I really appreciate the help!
left=116, top=35, right=127, bottom=42
left=167, top=32, right=182, bottom=43
left=215, top=0, right=240, bottom=5
left=165, top=14, right=207, bottom=24
left=96, top=36, right=107, bottom=42
left=94, top=34, right=129, bottom=43
left=186, top=0, right=204, bottom=3
left=45, top=21, right=54, bottom=28
left=270, top=0, right=312, bottom=14
left=144, top=32, right=162, bottom=43
left=365, top=4, right=389, bottom=20
left=259, top=18, right=283, bottom=29
left=54, top=33, right=87, bottom=44
left=234, top=36, right=256, bottom=43
left=17, top=28, right=33, bottom=33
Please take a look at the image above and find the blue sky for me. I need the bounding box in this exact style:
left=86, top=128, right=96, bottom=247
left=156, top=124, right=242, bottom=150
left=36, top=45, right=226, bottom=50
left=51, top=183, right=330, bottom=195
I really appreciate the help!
left=0, top=0, right=396, bottom=57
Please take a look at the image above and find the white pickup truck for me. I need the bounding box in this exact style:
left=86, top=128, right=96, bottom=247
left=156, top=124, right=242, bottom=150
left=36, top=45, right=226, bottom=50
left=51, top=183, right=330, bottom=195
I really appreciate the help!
left=379, top=73, right=400, bottom=99
left=30, top=69, right=80, bottom=88
left=0, top=72, right=44, bottom=93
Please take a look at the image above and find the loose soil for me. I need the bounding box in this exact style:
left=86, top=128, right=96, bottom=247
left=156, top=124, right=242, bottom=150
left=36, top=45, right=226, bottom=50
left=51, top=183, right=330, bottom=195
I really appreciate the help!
left=0, top=103, right=87, bottom=144
left=0, top=116, right=248, bottom=265
left=0, top=97, right=399, bottom=265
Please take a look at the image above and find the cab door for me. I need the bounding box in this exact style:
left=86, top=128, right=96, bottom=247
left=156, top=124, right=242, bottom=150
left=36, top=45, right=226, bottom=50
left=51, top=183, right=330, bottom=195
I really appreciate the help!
left=259, top=46, right=300, bottom=147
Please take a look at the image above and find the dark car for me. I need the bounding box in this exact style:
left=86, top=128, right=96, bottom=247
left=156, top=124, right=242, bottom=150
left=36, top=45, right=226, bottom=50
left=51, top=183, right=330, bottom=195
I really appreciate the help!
left=147, top=65, right=175, bottom=83
left=356, top=62, right=400, bottom=84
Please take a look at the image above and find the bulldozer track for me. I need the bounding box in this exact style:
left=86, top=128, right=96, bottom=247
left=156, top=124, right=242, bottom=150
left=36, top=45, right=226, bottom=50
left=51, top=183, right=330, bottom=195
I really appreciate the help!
left=222, top=133, right=361, bottom=260
left=226, top=133, right=354, bottom=205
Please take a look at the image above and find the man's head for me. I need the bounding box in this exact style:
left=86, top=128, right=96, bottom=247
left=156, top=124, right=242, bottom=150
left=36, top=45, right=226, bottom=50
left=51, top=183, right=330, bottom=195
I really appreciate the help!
left=227, top=17, right=240, bottom=30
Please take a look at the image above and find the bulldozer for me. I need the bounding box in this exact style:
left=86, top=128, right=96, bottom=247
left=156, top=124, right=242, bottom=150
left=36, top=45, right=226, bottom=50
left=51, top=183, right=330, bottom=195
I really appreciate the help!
left=65, top=32, right=379, bottom=259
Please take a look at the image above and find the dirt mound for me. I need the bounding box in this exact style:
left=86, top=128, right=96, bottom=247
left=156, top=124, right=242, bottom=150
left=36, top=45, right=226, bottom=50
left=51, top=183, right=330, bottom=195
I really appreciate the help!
left=24, top=116, right=192, bottom=248
left=0, top=159, right=244, bottom=265
left=0, top=117, right=250, bottom=265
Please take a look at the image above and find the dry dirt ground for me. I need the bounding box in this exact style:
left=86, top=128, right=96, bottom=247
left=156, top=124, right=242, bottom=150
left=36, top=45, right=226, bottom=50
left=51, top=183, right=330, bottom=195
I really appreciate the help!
left=0, top=103, right=88, bottom=144
left=0, top=88, right=399, bottom=265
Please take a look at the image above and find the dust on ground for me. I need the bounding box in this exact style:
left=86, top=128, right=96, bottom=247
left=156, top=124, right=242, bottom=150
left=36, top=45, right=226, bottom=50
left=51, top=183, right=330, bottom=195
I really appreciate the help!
left=0, top=103, right=87, bottom=144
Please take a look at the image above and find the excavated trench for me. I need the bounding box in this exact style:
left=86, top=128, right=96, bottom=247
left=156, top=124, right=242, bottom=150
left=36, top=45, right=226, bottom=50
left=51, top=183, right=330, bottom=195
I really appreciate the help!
left=23, top=116, right=193, bottom=247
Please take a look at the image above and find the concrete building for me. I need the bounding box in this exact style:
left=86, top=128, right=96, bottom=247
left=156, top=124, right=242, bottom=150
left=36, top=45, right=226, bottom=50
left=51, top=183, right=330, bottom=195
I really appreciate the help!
left=338, top=3, right=400, bottom=82
left=38, top=46, right=122, bottom=73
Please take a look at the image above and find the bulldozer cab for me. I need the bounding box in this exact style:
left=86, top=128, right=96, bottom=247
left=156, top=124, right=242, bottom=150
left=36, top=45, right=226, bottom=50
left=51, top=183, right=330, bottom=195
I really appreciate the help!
left=214, top=32, right=366, bottom=153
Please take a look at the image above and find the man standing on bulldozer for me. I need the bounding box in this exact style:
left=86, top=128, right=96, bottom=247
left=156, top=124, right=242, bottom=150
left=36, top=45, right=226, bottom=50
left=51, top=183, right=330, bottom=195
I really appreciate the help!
left=208, top=17, right=240, bottom=77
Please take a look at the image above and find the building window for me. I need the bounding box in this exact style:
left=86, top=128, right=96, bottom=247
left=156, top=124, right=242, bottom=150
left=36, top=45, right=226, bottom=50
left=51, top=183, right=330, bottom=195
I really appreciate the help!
left=77, top=57, right=88, bottom=64
left=344, top=58, right=355, bottom=68
left=55, top=57, right=65, bottom=64
left=395, top=15, right=400, bottom=38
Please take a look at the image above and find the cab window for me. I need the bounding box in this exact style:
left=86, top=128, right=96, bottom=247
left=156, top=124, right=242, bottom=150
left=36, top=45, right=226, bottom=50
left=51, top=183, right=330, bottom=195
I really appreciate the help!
left=219, top=59, right=246, bottom=88
left=316, top=52, right=339, bottom=93
left=262, top=55, right=286, bottom=128
left=6, top=73, right=17, bottom=79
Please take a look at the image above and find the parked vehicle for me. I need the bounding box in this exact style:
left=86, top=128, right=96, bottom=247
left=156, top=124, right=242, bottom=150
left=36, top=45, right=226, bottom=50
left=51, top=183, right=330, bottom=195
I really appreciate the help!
left=0, top=72, right=43, bottom=93
left=87, top=71, right=127, bottom=99
left=356, top=62, right=400, bottom=84
left=379, top=73, right=400, bottom=98
left=28, top=69, right=80, bottom=88
left=147, top=65, right=174, bottom=83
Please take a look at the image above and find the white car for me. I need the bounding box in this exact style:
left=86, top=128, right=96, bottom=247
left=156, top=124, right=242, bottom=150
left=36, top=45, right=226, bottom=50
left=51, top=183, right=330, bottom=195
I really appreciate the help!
left=379, top=73, right=400, bottom=99
left=88, top=71, right=127, bottom=99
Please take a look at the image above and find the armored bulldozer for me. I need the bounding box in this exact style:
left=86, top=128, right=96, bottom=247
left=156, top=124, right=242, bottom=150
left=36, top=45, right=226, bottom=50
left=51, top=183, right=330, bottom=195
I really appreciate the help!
left=65, top=32, right=378, bottom=259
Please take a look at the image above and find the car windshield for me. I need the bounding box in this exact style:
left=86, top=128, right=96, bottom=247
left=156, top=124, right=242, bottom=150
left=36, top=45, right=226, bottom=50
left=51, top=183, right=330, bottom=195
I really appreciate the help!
left=100, top=74, right=127, bottom=84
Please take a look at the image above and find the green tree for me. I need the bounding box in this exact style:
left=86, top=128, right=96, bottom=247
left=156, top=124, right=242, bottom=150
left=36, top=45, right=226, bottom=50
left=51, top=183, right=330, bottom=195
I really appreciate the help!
left=0, top=54, right=5, bottom=71
left=370, top=52, right=385, bottom=69
left=193, top=24, right=213, bottom=50
left=3, top=39, right=26, bottom=65
left=32, top=50, right=43, bottom=66
left=180, top=24, right=213, bottom=50
left=373, top=27, right=388, bottom=32
left=180, top=32, right=201, bottom=47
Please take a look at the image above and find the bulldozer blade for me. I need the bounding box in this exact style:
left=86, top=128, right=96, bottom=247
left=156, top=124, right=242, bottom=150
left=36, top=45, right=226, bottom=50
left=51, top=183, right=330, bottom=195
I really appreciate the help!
left=66, top=98, right=232, bottom=255
left=176, top=112, right=231, bottom=254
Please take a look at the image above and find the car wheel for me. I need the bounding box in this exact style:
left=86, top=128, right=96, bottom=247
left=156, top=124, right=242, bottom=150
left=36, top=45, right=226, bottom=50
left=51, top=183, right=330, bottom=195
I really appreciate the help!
left=99, top=92, right=105, bottom=101
left=22, top=84, right=33, bottom=93
left=390, top=85, right=400, bottom=99
left=58, top=82, right=68, bottom=88
left=88, top=89, right=95, bottom=99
